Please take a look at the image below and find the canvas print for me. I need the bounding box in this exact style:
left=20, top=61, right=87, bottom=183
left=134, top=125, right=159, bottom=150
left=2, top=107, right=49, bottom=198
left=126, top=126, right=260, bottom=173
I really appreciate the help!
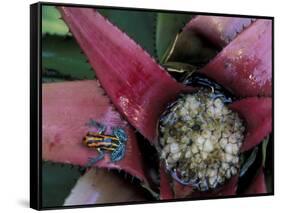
left=36, top=2, right=273, bottom=209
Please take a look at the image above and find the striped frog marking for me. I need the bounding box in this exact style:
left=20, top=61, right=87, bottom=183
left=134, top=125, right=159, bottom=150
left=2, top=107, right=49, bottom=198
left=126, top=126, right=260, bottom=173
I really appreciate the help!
left=83, top=120, right=127, bottom=168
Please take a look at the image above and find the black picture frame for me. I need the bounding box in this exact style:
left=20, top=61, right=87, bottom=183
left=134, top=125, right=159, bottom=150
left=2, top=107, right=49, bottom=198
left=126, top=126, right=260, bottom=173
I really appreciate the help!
left=30, top=2, right=274, bottom=210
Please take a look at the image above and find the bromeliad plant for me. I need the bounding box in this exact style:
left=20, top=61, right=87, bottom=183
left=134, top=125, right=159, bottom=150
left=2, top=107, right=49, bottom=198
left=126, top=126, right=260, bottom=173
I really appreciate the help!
left=42, top=5, right=272, bottom=206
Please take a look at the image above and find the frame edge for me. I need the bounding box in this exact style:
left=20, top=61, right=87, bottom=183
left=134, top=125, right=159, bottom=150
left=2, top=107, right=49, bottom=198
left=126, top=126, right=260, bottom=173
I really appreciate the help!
left=30, top=2, right=42, bottom=210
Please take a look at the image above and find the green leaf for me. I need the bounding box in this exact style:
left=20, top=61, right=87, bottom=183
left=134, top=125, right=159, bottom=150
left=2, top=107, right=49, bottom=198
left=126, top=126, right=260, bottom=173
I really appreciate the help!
left=156, top=13, right=192, bottom=62
left=42, top=35, right=94, bottom=80
left=239, top=147, right=258, bottom=177
left=262, top=135, right=270, bottom=166
left=165, top=30, right=218, bottom=67
left=42, top=5, right=70, bottom=36
left=42, top=68, right=79, bottom=83
left=42, top=77, right=66, bottom=83
left=42, top=162, right=81, bottom=208
left=98, top=9, right=157, bottom=58
left=162, top=61, right=196, bottom=75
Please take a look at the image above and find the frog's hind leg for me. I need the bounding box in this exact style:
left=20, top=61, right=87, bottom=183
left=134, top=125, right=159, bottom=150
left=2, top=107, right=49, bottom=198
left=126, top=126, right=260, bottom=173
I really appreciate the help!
left=84, top=149, right=105, bottom=168
left=112, top=127, right=128, bottom=142
left=110, top=143, right=126, bottom=162
left=110, top=127, right=127, bottom=162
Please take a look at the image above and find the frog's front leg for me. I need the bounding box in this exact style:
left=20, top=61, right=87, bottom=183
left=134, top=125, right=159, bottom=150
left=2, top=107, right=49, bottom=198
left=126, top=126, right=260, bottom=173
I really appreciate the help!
left=112, top=127, right=128, bottom=142
left=85, top=119, right=107, bottom=134
left=85, top=148, right=105, bottom=168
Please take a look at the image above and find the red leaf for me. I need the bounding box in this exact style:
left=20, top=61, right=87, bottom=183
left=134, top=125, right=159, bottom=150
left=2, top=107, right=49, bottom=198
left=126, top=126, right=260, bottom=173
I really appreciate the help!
left=216, top=175, right=239, bottom=196
left=43, top=80, right=148, bottom=183
left=199, top=19, right=272, bottom=97
left=160, top=164, right=174, bottom=200
left=244, top=167, right=267, bottom=194
left=172, top=181, right=193, bottom=199
left=229, top=97, right=272, bottom=152
left=59, top=7, right=188, bottom=143
left=184, top=15, right=253, bottom=47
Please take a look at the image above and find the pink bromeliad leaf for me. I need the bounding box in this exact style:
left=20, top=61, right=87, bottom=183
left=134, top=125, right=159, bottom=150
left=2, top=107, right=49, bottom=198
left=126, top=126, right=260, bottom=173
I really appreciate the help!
left=43, top=80, right=148, bottom=183
left=215, top=175, right=239, bottom=196
left=199, top=19, right=272, bottom=97
left=160, top=164, right=174, bottom=200
left=229, top=97, right=272, bottom=152
left=172, top=181, right=193, bottom=199
left=59, top=7, right=192, bottom=143
left=183, top=15, right=253, bottom=47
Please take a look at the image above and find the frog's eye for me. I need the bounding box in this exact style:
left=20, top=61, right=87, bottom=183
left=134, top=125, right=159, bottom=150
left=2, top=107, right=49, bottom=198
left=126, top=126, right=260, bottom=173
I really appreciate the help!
left=82, top=137, right=88, bottom=145
left=87, top=131, right=96, bottom=136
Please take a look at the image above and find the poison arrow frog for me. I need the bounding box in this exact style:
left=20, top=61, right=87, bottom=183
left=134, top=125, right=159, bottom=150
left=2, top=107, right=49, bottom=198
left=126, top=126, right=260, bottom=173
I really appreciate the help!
left=82, top=120, right=128, bottom=169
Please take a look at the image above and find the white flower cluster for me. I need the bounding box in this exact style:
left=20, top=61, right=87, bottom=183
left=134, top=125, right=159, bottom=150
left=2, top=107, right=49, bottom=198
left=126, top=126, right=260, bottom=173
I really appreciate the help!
left=159, top=90, right=245, bottom=191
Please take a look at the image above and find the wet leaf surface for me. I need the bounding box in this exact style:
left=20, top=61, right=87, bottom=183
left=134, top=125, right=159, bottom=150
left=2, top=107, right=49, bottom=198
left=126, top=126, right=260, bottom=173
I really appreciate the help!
left=229, top=97, right=272, bottom=152
left=200, top=20, right=272, bottom=97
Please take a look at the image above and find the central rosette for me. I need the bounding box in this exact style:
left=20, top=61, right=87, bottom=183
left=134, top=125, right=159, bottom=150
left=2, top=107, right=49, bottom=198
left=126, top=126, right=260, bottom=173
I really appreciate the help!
left=159, top=90, right=245, bottom=191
